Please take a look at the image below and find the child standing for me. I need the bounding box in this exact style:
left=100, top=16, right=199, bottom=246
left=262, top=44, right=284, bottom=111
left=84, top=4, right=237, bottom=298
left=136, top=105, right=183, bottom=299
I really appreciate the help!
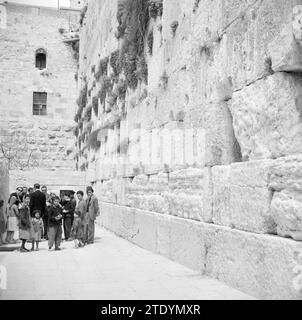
left=31, top=210, right=44, bottom=251
left=48, top=196, right=63, bottom=251
left=71, top=210, right=84, bottom=248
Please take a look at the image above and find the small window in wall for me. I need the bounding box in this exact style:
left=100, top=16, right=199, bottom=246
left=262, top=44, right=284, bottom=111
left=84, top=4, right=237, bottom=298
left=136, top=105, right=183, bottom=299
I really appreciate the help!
left=35, top=49, right=46, bottom=70
left=33, top=92, right=47, bottom=116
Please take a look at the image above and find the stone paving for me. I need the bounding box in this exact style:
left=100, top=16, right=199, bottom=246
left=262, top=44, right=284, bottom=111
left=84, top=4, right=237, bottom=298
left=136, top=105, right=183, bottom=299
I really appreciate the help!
left=0, top=226, right=255, bottom=300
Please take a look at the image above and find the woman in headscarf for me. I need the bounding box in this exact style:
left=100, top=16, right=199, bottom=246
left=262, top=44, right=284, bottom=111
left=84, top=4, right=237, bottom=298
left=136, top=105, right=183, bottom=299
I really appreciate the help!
left=18, top=195, right=32, bottom=252
left=0, top=200, right=6, bottom=245
left=6, top=195, right=19, bottom=243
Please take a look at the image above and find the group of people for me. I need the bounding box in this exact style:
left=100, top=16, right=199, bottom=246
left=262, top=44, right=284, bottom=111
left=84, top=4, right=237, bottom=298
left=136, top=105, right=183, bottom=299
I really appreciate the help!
left=0, top=184, right=100, bottom=252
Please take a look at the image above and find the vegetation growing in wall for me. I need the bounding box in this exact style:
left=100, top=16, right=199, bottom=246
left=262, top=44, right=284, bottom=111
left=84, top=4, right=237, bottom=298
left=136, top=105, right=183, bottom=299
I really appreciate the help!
left=147, top=30, right=153, bottom=55
left=92, top=96, right=99, bottom=116
left=84, top=104, right=92, bottom=121
left=110, top=50, right=121, bottom=76
left=115, top=0, right=150, bottom=90
left=159, top=70, right=168, bottom=89
left=148, top=0, right=163, bottom=19
left=171, top=21, right=179, bottom=37
left=72, top=41, right=80, bottom=61
left=192, top=0, right=201, bottom=13
left=86, top=121, right=93, bottom=134
left=95, top=57, right=109, bottom=80
left=79, top=3, right=88, bottom=26
left=87, top=129, right=101, bottom=150
left=75, top=83, right=88, bottom=122
left=98, top=76, right=113, bottom=104
left=116, top=79, right=127, bottom=101
left=73, top=126, right=79, bottom=137
left=135, top=56, right=148, bottom=84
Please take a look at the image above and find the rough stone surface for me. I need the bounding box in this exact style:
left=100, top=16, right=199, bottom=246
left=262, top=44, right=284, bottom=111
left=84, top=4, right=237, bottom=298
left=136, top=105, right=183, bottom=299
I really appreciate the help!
left=269, top=156, right=302, bottom=240
left=229, top=73, right=302, bottom=161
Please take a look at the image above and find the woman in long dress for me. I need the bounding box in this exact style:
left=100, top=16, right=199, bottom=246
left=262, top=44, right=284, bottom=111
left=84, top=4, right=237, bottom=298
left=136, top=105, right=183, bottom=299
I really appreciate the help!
left=18, top=195, right=33, bottom=252
left=0, top=200, right=6, bottom=245
left=6, top=196, right=19, bottom=244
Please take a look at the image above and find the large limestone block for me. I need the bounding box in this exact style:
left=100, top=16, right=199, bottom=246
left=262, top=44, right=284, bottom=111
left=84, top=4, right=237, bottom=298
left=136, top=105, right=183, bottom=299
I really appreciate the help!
left=203, top=101, right=241, bottom=166
left=219, top=0, right=302, bottom=90
left=168, top=217, right=208, bottom=273
left=212, top=160, right=275, bottom=234
left=206, top=227, right=302, bottom=300
left=269, top=155, right=302, bottom=240
left=230, top=73, right=302, bottom=161
left=230, top=184, right=275, bottom=234
left=212, top=165, right=231, bottom=227
left=269, top=155, right=302, bottom=192
left=268, top=23, right=302, bottom=72
left=131, top=209, right=158, bottom=253
left=166, top=167, right=213, bottom=222
left=230, top=160, right=275, bottom=234
left=271, top=191, right=302, bottom=241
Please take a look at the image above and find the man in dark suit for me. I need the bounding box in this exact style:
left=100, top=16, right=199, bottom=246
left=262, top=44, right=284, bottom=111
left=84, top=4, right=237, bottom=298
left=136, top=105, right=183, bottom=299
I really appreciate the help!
left=30, top=183, right=46, bottom=219
left=84, top=186, right=100, bottom=244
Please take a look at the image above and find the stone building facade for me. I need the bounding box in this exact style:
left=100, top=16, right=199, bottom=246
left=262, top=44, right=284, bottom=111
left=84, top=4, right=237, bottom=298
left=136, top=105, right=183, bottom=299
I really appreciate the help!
left=74, top=0, right=302, bottom=299
left=0, top=2, right=85, bottom=193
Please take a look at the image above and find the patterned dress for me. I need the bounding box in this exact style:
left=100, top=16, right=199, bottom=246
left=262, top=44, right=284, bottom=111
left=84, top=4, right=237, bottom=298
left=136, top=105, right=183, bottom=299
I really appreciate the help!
left=6, top=204, right=19, bottom=232
left=32, top=218, right=44, bottom=242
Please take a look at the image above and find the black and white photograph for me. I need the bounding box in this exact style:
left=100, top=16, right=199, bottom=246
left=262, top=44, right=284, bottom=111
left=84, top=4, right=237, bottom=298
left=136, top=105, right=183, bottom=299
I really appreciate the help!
left=0, top=0, right=302, bottom=305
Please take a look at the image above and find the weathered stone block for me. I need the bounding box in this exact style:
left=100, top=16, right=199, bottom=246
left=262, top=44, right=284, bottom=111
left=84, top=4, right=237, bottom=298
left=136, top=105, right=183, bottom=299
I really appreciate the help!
left=271, top=191, right=302, bottom=241
left=269, top=155, right=302, bottom=240
left=268, top=24, right=302, bottom=72
left=203, top=101, right=240, bottom=166
left=230, top=73, right=302, bottom=161
left=166, top=167, right=213, bottom=222
left=212, top=165, right=231, bottom=227
left=230, top=185, right=275, bottom=234
left=212, top=160, right=276, bottom=234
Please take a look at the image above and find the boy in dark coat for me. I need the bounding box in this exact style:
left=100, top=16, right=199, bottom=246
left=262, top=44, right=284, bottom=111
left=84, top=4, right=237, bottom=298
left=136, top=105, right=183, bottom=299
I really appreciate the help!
left=48, top=196, right=63, bottom=251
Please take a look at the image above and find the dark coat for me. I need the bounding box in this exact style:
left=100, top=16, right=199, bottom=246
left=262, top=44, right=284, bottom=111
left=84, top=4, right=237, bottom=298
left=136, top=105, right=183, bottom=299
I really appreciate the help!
left=19, top=206, right=31, bottom=230
left=62, top=200, right=74, bottom=219
left=30, top=190, right=46, bottom=218
left=48, top=205, right=63, bottom=227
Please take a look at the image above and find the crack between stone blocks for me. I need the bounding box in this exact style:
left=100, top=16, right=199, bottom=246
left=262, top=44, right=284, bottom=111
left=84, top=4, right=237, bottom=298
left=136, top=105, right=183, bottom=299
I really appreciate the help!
left=219, top=0, right=264, bottom=38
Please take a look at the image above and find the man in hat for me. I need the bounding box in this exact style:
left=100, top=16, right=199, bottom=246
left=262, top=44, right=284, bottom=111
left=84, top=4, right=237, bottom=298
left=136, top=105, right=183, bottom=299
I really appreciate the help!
left=30, top=183, right=46, bottom=219
left=85, top=186, right=100, bottom=244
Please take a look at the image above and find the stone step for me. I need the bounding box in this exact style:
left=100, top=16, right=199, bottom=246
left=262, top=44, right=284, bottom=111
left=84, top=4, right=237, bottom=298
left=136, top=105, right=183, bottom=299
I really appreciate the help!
left=99, top=202, right=302, bottom=300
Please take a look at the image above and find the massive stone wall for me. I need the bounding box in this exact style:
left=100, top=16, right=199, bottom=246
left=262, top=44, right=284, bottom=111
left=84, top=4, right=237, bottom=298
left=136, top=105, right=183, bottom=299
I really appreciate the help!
left=0, top=3, right=79, bottom=172
left=76, top=0, right=302, bottom=299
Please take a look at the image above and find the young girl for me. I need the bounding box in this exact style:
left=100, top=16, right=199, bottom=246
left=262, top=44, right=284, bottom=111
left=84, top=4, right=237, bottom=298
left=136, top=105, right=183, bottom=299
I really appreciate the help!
left=71, top=210, right=84, bottom=248
left=31, top=210, right=44, bottom=251
left=6, top=196, right=19, bottom=244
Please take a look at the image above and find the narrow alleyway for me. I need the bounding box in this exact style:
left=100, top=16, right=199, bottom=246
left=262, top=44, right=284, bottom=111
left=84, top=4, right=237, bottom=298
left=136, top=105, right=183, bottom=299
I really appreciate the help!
left=0, top=227, right=255, bottom=300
